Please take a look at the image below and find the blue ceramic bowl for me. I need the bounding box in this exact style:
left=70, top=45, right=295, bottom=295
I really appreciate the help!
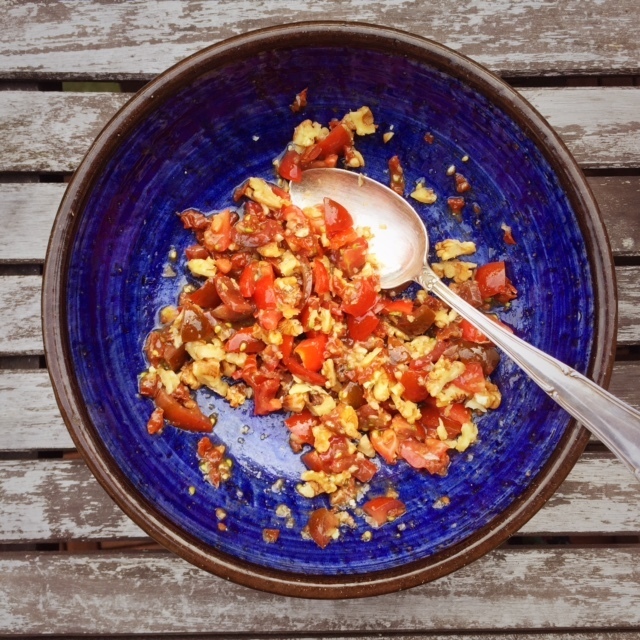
left=43, top=23, right=616, bottom=598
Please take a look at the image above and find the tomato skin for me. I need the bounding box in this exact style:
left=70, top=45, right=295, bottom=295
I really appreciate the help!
left=154, top=388, right=212, bottom=433
left=281, top=334, right=294, bottom=359
left=313, top=259, right=330, bottom=295
left=353, top=457, right=378, bottom=483
left=347, top=311, right=380, bottom=341
left=184, top=278, right=221, bottom=309
left=253, top=264, right=277, bottom=310
left=250, top=377, right=282, bottom=415
left=370, top=428, right=399, bottom=464
left=257, top=308, right=282, bottom=331
left=283, top=356, right=327, bottom=387
left=338, top=237, right=368, bottom=276
left=341, top=278, right=378, bottom=316
left=388, top=155, right=405, bottom=195
left=399, top=438, right=450, bottom=475
left=307, top=508, right=340, bottom=549
left=400, top=370, right=429, bottom=403
left=317, top=123, right=352, bottom=157
left=179, top=208, right=210, bottom=230
left=147, top=407, right=165, bottom=435
left=363, top=497, right=406, bottom=526
left=215, top=275, right=254, bottom=315
left=328, top=228, right=358, bottom=251
left=285, top=411, right=317, bottom=449
left=445, top=402, right=472, bottom=426
left=278, top=149, right=302, bottom=182
left=381, top=299, right=414, bottom=315
left=323, top=198, right=354, bottom=236
left=453, top=362, right=486, bottom=394
left=185, top=244, right=209, bottom=260
left=294, top=335, right=327, bottom=372
left=225, top=327, right=264, bottom=353
left=475, top=261, right=508, bottom=299
left=459, top=318, right=491, bottom=344
left=203, top=209, right=232, bottom=253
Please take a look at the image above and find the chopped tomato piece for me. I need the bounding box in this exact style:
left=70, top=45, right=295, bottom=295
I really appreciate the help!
left=179, top=208, right=209, bottom=230
left=475, top=261, right=517, bottom=300
left=347, top=311, right=380, bottom=341
left=447, top=196, right=465, bottom=215
left=341, top=278, right=378, bottom=316
left=363, top=497, right=406, bottom=526
left=381, top=299, right=414, bottom=314
left=328, top=227, right=358, bottom=251
left=453, top=362, right=486, bottom=394
left=285, top=411, right=317, bottom=449
left=353, top=457, right=379, bottom=483
left=313, top=259, right=330, bottom=295
left=154, top=388, right=212, bottom=433
left=262, top=528, right=280, bottom=543
left=317, top=123, right=352, bottom=157
left=338, top=237, right=368, bottom=276
left=215, top=275, right=254, bottom=315
left=307, top=508, right=340, bottom=549
left=257, top=308, right=282, bottom=330
left=203, top=209, right=233, bottom=253
left=253, top=264, right=277, bottom=310
left=388, top=155, right=405, bottom=196
left=147, top=407, right=165, bottom=435
left=294, top=335, right=327, bottom=372
left=281, top=334, right=294, bottom=359
left=184, top=278, right=221, bottom=309
left=225, top=327, right=265, bottom=353
left=459, top=318, right=491, bottom=344
left=444, top=402, right=472, bottom=426
left=399, top=439, right=450, bottom=475
left=283, top=356, right=327, bottom=387
left=290, top=87, right=308, bottom=113
left=323, top=198, right=353, bottom=236
left=370, top=428, right=399, bottom=464
left=278, top=149, right=302, bottom=182
left=185, top=244, right=209, bottom=260
left=400, top=370, right=429, bottom=403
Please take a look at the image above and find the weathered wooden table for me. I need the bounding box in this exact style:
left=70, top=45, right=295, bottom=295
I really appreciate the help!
left=1, top=1, right=640, bottom=636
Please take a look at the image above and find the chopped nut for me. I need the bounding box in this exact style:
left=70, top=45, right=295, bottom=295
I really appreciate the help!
left=435, top=239, right=477, bottom=261
left=410, top=184, right=438, bottom=204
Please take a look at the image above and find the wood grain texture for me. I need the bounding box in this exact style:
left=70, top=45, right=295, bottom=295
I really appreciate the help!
left=1, top=548, right=640, bottom=633
left=8, top=270, right=640, bottom=358
left=1, top=88, right=640, bottom=173
left=1, top=452, right=639, bottom=544
left=2, top=0, right=640, bottom=80
left=1, top=177, right=637, bottom=263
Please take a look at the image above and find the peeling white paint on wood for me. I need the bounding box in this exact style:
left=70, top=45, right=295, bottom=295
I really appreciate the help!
left=0, top=453, right=638, bottom=544
left=1, top=0, right=640, bottom=80
left=1, top=548, right=640, bottom=633
left=1, top=88, right=640, bottom=173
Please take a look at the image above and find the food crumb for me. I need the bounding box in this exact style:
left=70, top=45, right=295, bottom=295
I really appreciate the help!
left=383, top=131, right=395, bottom=143
left=188, top=485, right=196, bottom=496
left=271, top=478, right=285, bottom=493
left=424, top=132, right=434, bottom=144
left=262, top=528, right=280, bottom=543
left=433, top=496, right=451, bottom=509
left=241, top=425, right=251, bottom=434
left=276, top=504, right=292, bottom=519
left=217, top=522, right=227, bottom=532
left=215, top=508, right=227, bottom=521
left=168, top=247, right=177, bottom=262
left=252, top=135, right=260, bottom=141
left=290, top=88, right=308, bottom=113
left=361, top=530, right=372, bottom=542
left=462, top=154, right=469, bottom=162
left=446, top=164, right=456, bottom=176
left=161, top=264, right=177, bottom=278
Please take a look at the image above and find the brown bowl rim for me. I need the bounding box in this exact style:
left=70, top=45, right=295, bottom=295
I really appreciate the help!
left=42, top=21, right=617, bottom=599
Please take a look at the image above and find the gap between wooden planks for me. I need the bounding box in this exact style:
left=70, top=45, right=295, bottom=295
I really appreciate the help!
left=0, top=0, right=639, bottom=79
left=1, top=548, right=640, bottom=633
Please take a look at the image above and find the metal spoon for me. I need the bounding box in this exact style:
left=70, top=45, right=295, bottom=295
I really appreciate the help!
left=290, top=167, right=640, bottom=480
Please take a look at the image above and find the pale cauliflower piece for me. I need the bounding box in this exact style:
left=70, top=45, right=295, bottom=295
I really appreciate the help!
left=343, top=106, right=376, bottom=136
left=432, top=260, right=477, bottom=283
left=426, top=359, right=466, bottom=397
left=435, top=239, right=477, bottom=261
left=158, top=369, right=181, bottom=395
left=247, top=177, right=285, bottom=210
left=185, top=340, right=225, bottom=362
left=187, top=257, right=217, bottom=278
left=410, top=184, right=438, bottom=204
left=292, top=120, right=329, bottom=147
left=391, top=393, right=421, bottom=424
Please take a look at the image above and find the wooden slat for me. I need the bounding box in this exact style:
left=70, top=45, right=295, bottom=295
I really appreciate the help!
left=1, top=452, right=638, bottom=544
left=0, top=183, right=65, bottom=263
left=1, top=1, right=640, bottom=80
left=1, top=88, right=640, bottom=173
left=0, top=359, right=638, bottom=452
left=1, top=548, right=640, bottom=634
left=4, top=270, right=638, bottom=358
left=1, top=177, right=637, bottom=264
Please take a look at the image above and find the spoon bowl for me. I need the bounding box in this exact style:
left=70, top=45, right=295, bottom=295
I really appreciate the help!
left=291, top=167, right=640, bottom=480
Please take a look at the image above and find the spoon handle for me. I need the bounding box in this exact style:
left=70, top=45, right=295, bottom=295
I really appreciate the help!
left=419, top=265, right=640, bottom=480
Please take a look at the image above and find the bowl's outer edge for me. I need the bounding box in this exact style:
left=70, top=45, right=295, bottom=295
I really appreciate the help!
left=42, top=21, right=617, bottom=599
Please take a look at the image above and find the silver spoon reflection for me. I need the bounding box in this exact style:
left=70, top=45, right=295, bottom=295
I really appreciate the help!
left=290, top=168, right=640, bottom=480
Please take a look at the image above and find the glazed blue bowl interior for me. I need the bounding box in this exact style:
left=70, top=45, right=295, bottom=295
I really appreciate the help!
left=67, top=45, right=593, bottom=575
